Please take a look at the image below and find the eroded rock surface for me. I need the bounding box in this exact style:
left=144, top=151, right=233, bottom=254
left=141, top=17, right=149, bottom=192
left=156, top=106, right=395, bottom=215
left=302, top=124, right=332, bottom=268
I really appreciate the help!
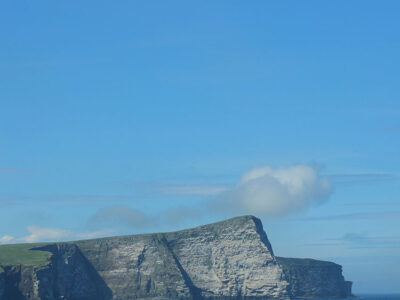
left=165, top=216, right=288, bottom=299
left=276, top=257, right=353, bottom=299
left=0, top=216, right=353, bottom=300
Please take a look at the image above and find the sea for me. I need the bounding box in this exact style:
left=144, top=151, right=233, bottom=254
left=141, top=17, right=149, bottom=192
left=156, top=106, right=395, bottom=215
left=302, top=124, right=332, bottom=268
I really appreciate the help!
left=300, top=296, right=400, bottom=300
left=355, top=296, right=400, bottom=300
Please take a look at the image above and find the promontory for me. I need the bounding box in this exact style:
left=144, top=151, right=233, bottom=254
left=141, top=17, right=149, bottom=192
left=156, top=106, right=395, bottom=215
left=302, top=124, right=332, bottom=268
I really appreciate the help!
left=0, top=215, right=353, bottom=300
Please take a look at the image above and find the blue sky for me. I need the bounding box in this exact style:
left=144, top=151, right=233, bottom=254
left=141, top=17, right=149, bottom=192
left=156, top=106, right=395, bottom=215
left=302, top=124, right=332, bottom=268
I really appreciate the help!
left=1, top=0, right=400, bottom=294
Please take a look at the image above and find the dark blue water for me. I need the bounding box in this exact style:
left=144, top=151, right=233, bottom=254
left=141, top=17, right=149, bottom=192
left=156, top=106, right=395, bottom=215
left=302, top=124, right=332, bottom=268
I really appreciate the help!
left=356, top=296, right=400, bottom=300
left=298, top=296, right=400, bottom=300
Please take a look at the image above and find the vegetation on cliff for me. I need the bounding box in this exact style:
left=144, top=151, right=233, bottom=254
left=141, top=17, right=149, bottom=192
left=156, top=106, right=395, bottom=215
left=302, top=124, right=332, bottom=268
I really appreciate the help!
left=0, top=243, right=51, bottom=266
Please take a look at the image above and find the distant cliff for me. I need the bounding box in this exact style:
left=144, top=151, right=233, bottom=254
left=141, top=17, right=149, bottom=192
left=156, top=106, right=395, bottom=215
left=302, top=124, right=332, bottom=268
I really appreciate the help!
left=0, top=215, right=352, bottom=300
left=276, top=257, right=353, bottom=299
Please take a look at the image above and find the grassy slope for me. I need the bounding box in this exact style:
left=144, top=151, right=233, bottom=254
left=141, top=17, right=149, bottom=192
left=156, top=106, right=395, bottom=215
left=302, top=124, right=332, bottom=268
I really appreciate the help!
left=0, top=243, right=52, bottom=266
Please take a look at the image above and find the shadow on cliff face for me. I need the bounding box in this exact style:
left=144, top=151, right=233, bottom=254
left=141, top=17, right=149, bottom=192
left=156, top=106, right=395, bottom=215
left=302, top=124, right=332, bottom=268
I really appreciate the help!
left=160, top=236, right=203, bottom=300
left=72, top=245, right=113, bottom=300
left=32, top=244, right=113, bottom=300
left=2, top=266, right=26, bottom=300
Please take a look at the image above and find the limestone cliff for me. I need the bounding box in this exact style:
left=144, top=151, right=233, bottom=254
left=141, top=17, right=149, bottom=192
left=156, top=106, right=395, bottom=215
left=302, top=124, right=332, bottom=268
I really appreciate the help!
left=0, top=216, right=352, bottom=300
left=276, top=257, right=353, bottom=299
left=74, top=215, right=289, bottom=299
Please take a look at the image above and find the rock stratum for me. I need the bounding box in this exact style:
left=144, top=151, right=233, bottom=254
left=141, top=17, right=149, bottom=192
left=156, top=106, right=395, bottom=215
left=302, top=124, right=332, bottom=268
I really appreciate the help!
left=0, top=216, right=353, bottom=300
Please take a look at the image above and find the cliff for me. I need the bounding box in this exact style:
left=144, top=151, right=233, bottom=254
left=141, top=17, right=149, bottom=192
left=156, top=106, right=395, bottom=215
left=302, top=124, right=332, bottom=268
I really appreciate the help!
left=0, top=216, right=352, bottom=300
left=276, top=257, right=353, bottom=299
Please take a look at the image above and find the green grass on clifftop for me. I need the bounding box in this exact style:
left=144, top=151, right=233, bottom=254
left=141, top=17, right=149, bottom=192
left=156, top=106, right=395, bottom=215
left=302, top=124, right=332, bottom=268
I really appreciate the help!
left=0, top=243, right=52, bottom=266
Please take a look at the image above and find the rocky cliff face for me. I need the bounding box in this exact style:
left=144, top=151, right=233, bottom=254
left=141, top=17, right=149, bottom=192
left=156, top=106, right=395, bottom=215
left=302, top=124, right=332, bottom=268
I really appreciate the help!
left=0, top=244, right=112, bottom=300
left=74, top=215, right=289, bottom=300
left=0, top=216, right=352, bottom=300
left=0, top=269, right=4, bottom=299
left=276, top=257, right=353, bottom=299
left=164, top=216, right=288, bottom=299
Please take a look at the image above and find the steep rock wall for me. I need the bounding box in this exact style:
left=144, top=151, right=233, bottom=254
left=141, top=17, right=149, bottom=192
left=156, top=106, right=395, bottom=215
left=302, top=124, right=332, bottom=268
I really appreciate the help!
left=165, top=216, right=288, bottom=299
left=276, top=257, right=353, bottom=299
left=75, top=215, right=289, bottom=299
left=1, top=265, right=36, bottom=300
left=33, top=243, right=112, bottom=300
left=76, top=234, right=195, bottom=299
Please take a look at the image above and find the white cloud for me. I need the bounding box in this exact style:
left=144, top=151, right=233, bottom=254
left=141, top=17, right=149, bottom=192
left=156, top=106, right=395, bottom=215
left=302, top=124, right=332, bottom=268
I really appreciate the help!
left=0, top=227, right=113, bottom=244
left=215, top=164, right=333, bottom=216
left=23, top=226, right=71, bottom=243
left=86, top=164, right=333, bottom=231
left=0, top=235, right=15, bottom=244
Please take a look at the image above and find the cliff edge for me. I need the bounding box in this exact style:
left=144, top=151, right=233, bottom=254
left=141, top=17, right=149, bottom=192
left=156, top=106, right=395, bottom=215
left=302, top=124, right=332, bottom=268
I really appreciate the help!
left=0, top=215, right=352, bottom=300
